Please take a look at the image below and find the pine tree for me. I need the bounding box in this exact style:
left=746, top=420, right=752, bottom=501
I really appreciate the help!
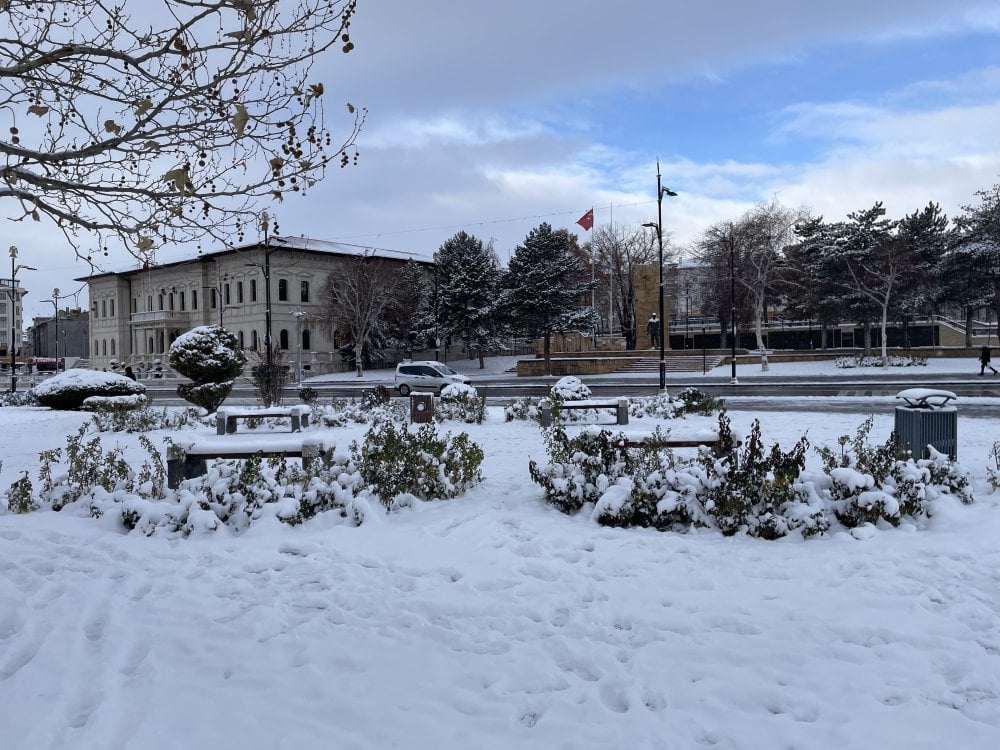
left=436, top=232, right=503, bottom=369
left=503, top=223, right=596, bottom=375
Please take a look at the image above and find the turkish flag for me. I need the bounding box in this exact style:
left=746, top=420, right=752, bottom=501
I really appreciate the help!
left=576, top=208, right=594, bottom=231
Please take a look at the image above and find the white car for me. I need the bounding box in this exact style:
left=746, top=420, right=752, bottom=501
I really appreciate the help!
left=394, top=360, right=471, bottom=395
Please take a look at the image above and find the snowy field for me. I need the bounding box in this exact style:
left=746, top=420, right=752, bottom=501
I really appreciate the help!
left=2, top=383, right=1000, bottom=749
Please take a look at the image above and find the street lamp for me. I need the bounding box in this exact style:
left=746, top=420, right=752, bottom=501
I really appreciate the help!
left=642, top=159, right=678, bottom=391
left=727, top=226, right=738, bottom=385
left=292, top=309, right=306, bottom=386
left=52, top=288, right=61, bottom=368
left=8, top=246, right=37, bottom=393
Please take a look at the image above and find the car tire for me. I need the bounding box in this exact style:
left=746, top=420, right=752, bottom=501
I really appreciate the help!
left=398, top=384, right=411, bottom=396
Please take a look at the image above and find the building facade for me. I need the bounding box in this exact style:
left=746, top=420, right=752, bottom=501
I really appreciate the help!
left=27, top=310, right=90, bottom=360
left=0, top=276, right=28, bottom=359
left=81, top=237, right=426, bottom=374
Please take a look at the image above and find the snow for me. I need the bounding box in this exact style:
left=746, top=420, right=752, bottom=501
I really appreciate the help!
left=2, top=375, right=1000, bottom=749
left=31, top=368, right=143, bottom=396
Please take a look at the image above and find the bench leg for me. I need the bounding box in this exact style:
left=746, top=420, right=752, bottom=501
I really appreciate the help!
left=539, top=405, right=552, bottom=427
left=290, top=414, right=301, bottom=432
left=300, top=413, right=309, bottom=429
left=167, top=458, right=184, bottom=490
left=216, top=414, right=226, bottom=436
left=183, top=456, right=209, bottom=481
left=226, top=416, right=237, bottom=434
left=616, top=399, right=629, bottom=425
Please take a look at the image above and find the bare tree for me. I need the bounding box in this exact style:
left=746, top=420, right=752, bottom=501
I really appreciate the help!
left=319, top=254, right=404, bottom=377
left=694, top=200, right=804, bottom=370
left=590, top=223, right=657, bottom=349
left=0, top=0, right=364, bottom=262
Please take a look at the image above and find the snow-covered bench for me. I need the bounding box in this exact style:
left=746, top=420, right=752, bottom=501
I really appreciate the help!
left=539, top=398, right=629, bottom=427
left=216, top=405, right=312, bottom=435
left=166, top=435, right=328, bottom=488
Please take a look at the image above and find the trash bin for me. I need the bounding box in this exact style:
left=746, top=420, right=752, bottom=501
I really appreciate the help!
left=894, top=388, right=958, bottom=460
left=410, top=392, right=434, bottom=424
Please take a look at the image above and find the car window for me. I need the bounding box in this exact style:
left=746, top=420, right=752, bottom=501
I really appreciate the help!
left=398, top=365, right=417, bottom=376
left=436, top=364, right=459, bottom=376
left=420, top=366, right=442, bottom=377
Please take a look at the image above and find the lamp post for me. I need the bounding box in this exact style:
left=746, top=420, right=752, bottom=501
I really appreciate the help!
left=642, top=159, right=678, bottom=391
left=727, top=226, right=738, bottom=385
left=52, top=288, right=61, bottom=368
left=8, top=246, right=37, bottom=392
left=292, top=309, right=306, bottom=385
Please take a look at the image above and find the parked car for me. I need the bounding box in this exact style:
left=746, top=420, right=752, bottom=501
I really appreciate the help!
left=394, top=360, right=471, bottom=395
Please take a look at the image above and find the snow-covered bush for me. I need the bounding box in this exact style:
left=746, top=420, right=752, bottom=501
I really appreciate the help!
left=89, top=405, right=205, bottom=433
left=355, top=421, right=484, bottom=509
left=673, top=387, right=723, bottom=416
left=169, top=325, right=246, bottom=412
left=504, top=396, right=541, bottom=422
left=532, top=413, right=973, bottom=538
left=528, top=426, right=668, bottom=514
left=436, top=383, right=486, bottom=424
left=82, top=393, right=149, bottom=411
left=32, top=369, right=145, bottom=411
left=313, top=397, right=407, bottom=428
left=989, top=442, right=1000, bottom=492
left=550, top=376, right=591, bottom=401
left=628, top=393, right=678, bottom=420
left=835, top=355, right=928, bottom=368
left=0, top=389, right=37, bottom=407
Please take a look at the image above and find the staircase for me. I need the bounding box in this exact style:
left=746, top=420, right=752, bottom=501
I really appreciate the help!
left=617, top=355, right=725, bottom=374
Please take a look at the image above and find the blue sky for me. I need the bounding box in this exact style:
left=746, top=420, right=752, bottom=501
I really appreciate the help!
left=13, top=0, right=1000, bottom=320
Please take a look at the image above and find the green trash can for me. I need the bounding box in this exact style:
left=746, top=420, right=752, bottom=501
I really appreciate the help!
left=893, top=389, right=958, bottom=460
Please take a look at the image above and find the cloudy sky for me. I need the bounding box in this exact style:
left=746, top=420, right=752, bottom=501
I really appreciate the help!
left=12, top=0, right=1000, bottom=320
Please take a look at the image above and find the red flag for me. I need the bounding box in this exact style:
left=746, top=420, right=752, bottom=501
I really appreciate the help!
left=576, top=208, right=594, bottom=231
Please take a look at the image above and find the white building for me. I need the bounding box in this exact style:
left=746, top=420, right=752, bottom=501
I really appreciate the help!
left=1, top=276, right=29, bottom=359
left=81, top=237, right=428, bottom=374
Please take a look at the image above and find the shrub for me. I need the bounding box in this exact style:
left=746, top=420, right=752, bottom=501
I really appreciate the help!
left=168, top=325, right=246, bottom=382
left=32, top=369, right=145, bottom=411
left=504, top=396, right=540, bottom=422
left=89, top=405, right=205, bottom=433
left=176, top=380, right=235, bottom=413
left=0, top=389, right=38, bottom=407
left=835, top=355, right=928, bottom=368
left=355, top=421, right=484, bottom=509
left=298, top=386, right=319, bottom=405
left=550, top=376, right=591, bottom=401
left=82, top=394, right=149, bottom=412
left=436, top=383, right=486, bottom=424
left=989, top=442, right=1000, bottom=492
left=628, top=393, right=678, bottom=420
left=673, top=387, right=723, bottom=416
left=248, top=344, right=288, bottom=407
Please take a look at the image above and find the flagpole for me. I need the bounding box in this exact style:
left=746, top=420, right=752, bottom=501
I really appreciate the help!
left=590, top=214, right=596, bottom=348
left=608, top=202, right=613, bottom=336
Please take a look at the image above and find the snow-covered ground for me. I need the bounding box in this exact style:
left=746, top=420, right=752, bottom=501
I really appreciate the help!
left=309, top=353, right=992, bottom=383
left=2, top=386, right=1000, bottom=749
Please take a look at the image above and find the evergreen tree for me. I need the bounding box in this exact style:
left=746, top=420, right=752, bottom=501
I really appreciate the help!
left=954, top=184, right=1000, bottom=333
left=503, top=223, right=597, bottom=375
left=435, top=232, right=503, bottom=369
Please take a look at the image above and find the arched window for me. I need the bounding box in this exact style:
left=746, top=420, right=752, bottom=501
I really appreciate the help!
left=147, top=336, right=153, bottom=354
left=101, top=299, right=107, bottom=317
left=300, top=280, right=309, bottom=302
left=158, top=294, right=164, bottom=311
left=94, top=338, right=99, bottom=355
left=251, top=330, right=258, bottom=349
left=302, top=329, right=311, bottom=350
left=101, top=339, right=107, bottom=355
left=110, top=339, right=116, bottom=355
left=237, top=281, right=244, bottom=304
left=192, top=289, right=198, bottom=310
left=278, top=279, right=288, bottom=301
left=237, top=330, right=245, bottom=349
left=250, top=279, right=257, bottom=301
left=110, top=299, right=115, bottom=317
left=279, top=329, right=289, bottom=349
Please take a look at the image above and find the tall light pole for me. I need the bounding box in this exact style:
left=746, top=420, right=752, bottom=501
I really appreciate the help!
left=52, top=288, right=61, bottom=368
left=8, top=246, right=36, bottom=392
left=727, top=226, right=738, bottom=385
left=642, top=159, right=678, bottom=391
left=261, top=212, right=273, bottom=372
left=292, top=309, right=306, bottom=385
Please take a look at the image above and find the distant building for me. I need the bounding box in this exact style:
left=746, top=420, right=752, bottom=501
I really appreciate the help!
left=0, top=276, right=29, bottom=359
left=27, top=310, right=90, bottom=360
left=80, top=237, right=429, bottom=373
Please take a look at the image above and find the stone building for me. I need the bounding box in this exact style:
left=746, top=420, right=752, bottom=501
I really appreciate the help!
left=27, top=309, right=90, bottom=360
left=81, top=237, right=427, bottom=374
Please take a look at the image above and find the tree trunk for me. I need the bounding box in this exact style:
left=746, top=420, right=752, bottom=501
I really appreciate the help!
left=752, top=308, right=769, bottom=371
left=543, top=333, right=552, bottom=376
left=863, top=321, right=872, bottom=356
left=880, top=304, right=890, bottom=367
left=965, top=306, right=974, bottom=347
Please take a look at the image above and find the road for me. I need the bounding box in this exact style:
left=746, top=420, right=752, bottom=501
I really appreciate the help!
left=140, top=371, right=1000, bottom=417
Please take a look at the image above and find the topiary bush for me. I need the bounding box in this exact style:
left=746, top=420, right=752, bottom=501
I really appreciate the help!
left=32, top=369, right=146, bottom=411
left=176, top=381, right=236, bottom=413
left=169, top=325, right=246, bottom=412
left=550, top=375, right=591, bottom=401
